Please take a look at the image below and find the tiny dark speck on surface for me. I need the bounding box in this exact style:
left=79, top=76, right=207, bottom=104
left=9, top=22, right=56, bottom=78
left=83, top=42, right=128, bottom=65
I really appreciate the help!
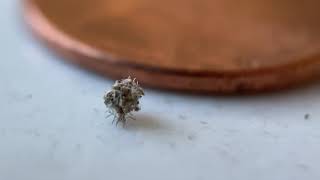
left=168, top=142, right=176, bottom=148
left=187, top=134, right=196, bottom=141
left=51, top=140, right=59, bottom=149
left=164, top=99, right=173, bottom=105
left=26, top=94, right=33, bottom=99
left=304, top=113, right=310, bottom=120
left=226, top=129, right=239, bottom=133
left=96, top=135, right=108, bottom=144
left=75, top=144, right=82, bottom=151
left=179, top=115, right=187, bottom=120
left=137, top=140, right=144, bottom=145
left=34, top=131, right=40, bottom=137
left=200, top=121, right=208, bottom=125
left=93, top=108, right=99, bottom=113
left=297, top=163, right=309, bottom=171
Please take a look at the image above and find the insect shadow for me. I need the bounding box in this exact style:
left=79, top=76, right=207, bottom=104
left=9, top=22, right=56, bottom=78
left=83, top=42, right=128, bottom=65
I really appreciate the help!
left=124, top=113, right=172, bottom=132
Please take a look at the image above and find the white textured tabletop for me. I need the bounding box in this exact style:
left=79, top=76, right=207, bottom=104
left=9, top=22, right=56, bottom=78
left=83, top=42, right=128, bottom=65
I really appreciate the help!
left=1, top=0, right=320, bottom=180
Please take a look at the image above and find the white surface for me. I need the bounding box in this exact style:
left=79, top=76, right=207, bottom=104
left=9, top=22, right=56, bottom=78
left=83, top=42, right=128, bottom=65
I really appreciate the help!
left=1, top=1, right=320, bottom=180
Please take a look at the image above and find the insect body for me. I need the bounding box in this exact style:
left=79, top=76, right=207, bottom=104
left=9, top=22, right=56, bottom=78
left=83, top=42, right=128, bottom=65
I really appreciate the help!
left=104, top=77, right=144, bottom=126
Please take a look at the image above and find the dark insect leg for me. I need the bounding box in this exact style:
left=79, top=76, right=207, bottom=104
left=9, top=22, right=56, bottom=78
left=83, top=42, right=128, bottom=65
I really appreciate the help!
left=122, top=121, right=126, bottom=128
left=112, top=116, right=116, bottom=124
left=105, top=113, right=113, bottom=119
left=116, top=119, right=120, bottom=126
left=128, top=116, right=136, bottom=120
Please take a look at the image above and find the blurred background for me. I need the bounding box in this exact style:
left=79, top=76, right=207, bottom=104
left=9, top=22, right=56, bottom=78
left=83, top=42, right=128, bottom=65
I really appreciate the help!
left=1, top=0, right=320, bottom=180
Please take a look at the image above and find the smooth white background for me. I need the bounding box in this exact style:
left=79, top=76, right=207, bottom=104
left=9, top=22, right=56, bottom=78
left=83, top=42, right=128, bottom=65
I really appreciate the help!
left=1, top=0, right=320, bottom=179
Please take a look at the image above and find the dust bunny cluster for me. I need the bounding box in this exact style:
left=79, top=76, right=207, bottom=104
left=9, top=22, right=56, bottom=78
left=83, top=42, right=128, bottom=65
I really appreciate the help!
left=104, top=77, right=144, bottom=126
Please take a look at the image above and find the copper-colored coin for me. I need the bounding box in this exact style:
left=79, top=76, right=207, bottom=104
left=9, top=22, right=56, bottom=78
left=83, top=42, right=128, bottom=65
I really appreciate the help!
left=23, top=0, right=320, bottom=93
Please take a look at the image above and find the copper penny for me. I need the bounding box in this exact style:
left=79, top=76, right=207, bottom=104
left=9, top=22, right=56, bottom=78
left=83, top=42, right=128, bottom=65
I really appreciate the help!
left=23, top=0, right=320, bottom=93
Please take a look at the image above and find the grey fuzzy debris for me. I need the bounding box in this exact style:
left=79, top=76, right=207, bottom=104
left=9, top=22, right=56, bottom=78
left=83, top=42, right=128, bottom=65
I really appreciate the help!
left=104, top=77, right=144, bottom=126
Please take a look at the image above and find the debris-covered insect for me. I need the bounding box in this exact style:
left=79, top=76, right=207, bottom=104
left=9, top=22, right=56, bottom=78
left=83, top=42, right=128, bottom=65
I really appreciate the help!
left=104, top=77, right=144, bottom=126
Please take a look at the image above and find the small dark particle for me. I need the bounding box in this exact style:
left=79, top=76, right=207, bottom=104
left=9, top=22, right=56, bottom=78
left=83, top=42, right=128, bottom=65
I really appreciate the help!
left=75, top=144, right=82, bottom=151
left=200, top=121, right=208, bottom=125
left=93, top=108, right=99, bottom=113
left=226, top=129, right=239, bottom=133
left=187, top=134, right=195, bottom=141
left=33, top=130, right=40, bottom=137
left=137, top=141, right=145, bottom=145
left=51, top=140, right=59, bottom=149
left=304, top=114, right=310, bottom=120
left=164, top=98, right=173, bottom=105
left=179, top=115, right=187, bottom=120
left=26, top=94, right=33, bottom=99
left=168, top=142, right=176, bottom=149
left=297, top=163, right=309, bottom=171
